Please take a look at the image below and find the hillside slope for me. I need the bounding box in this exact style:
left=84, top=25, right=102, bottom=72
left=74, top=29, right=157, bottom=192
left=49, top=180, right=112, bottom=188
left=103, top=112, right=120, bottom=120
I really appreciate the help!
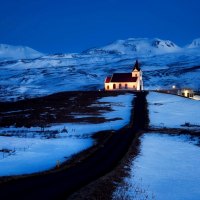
left=83, top=38, right=181, bottom=55
left=0, top=38, right=200, bottom=101
left=0, top=44, right=43, bottom=60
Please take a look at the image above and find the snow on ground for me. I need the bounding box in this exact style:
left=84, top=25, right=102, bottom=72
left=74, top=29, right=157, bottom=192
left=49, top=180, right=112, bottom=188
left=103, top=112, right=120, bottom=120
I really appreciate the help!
left=113, top=133, right=200, bottom=200
left=193, top=95, right=200, bottom=100
left=147, top=92, right=200, bottom=129
left=45, top=94, right=134, bottom=135
left=0, top=136, right=92, bottom=176
left=0, top=94, right=134, bottom=176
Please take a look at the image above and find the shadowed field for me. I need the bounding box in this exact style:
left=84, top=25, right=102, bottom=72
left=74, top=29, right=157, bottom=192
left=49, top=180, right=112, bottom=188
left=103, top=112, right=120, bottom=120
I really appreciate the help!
left=0, top=91, right=129, bottom=127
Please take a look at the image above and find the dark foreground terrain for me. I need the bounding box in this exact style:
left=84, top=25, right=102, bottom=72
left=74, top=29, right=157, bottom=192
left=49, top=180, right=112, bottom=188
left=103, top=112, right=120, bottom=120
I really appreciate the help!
left=0, top=91, right=148, bottom=200
left=0, top=91, right=124, bottom=127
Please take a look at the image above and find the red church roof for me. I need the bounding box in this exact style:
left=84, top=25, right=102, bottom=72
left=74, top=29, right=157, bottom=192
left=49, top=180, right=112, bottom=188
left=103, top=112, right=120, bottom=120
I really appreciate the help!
left=105, top=76, right=111, bottom=83
left=110, top=73, right=137, bottom=82
left=105, top=60, right=141, bottom=84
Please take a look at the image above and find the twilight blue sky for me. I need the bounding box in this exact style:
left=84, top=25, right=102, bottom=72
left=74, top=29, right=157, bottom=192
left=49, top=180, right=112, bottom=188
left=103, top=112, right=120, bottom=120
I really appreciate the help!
left=0, top=0, right=200, bottom=53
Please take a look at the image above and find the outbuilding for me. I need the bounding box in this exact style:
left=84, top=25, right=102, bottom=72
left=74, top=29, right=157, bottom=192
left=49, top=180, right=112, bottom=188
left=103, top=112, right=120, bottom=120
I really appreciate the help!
left=178, top=88, right=194, bottom=98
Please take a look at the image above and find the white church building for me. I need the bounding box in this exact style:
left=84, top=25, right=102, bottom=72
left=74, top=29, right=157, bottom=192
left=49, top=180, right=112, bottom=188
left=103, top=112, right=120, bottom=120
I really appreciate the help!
left=104, top=60, right=143, bottom=91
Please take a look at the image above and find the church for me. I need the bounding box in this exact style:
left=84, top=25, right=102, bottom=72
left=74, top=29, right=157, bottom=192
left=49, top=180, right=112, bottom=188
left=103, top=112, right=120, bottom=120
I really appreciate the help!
left=104, top=60, right=143, bottom=91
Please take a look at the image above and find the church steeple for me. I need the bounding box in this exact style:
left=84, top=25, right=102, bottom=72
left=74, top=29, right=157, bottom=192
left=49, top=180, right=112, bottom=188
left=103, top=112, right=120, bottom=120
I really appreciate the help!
left=132, top=60, right=140, bottom=71
left=131, top=59, right=143, bottom=90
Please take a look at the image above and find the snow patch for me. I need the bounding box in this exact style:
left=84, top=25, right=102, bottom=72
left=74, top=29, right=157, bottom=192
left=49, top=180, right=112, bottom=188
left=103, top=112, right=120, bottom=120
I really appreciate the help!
left=0, top=93, right=134, bottom=176
left=147, top=92, right=200, bottom=129
left=113, top=133, right=200, bottom=200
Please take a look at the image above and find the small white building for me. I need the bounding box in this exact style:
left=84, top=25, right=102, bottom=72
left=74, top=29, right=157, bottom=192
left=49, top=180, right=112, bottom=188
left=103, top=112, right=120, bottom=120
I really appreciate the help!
left=104, top=60, right=143, bottom=91
left=178, top=88, right=194, bottom=98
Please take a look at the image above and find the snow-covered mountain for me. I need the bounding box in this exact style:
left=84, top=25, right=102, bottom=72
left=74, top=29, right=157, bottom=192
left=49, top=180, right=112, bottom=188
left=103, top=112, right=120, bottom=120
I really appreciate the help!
left=0, top=44, right=43, bottom=60
left=187, top=38, right=200, bottom=48
left=0, top=38, right=200, bottom=101
left=83, top=38, right=181, bottom=55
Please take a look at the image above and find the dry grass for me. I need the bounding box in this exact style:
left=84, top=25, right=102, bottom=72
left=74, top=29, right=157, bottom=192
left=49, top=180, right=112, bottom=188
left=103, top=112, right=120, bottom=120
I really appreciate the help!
left=0, top=91, right=126, bottom=127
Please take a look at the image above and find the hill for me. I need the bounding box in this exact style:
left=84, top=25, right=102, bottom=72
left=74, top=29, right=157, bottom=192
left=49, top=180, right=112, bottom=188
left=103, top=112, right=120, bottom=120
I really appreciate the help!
left=0, top=44, right=43, bottom=60
left=0, top=38, right=200, bottom=101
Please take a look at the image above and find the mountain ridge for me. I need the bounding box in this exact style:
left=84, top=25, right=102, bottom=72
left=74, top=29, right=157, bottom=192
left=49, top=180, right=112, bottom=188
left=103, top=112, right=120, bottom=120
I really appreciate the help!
left=1, top=37, right=200, bottom=60
left=0, top=37, right=200, bottom=101
left=0, top=44, right=44, bottom=61
left=82, top=37, right=200, bottom=56
left=187, top=38, right=200, bottom=48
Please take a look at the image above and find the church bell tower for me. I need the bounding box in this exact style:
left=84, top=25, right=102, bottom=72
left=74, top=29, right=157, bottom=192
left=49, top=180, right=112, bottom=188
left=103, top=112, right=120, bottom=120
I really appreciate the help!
left=132, top=60, right=143, bottom=90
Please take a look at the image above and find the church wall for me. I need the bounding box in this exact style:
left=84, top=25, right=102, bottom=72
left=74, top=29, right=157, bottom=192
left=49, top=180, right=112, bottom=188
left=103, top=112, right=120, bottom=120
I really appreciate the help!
left=132, top=71, right=140, bottom=78
left=105, top=82, right=139, bottom=91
